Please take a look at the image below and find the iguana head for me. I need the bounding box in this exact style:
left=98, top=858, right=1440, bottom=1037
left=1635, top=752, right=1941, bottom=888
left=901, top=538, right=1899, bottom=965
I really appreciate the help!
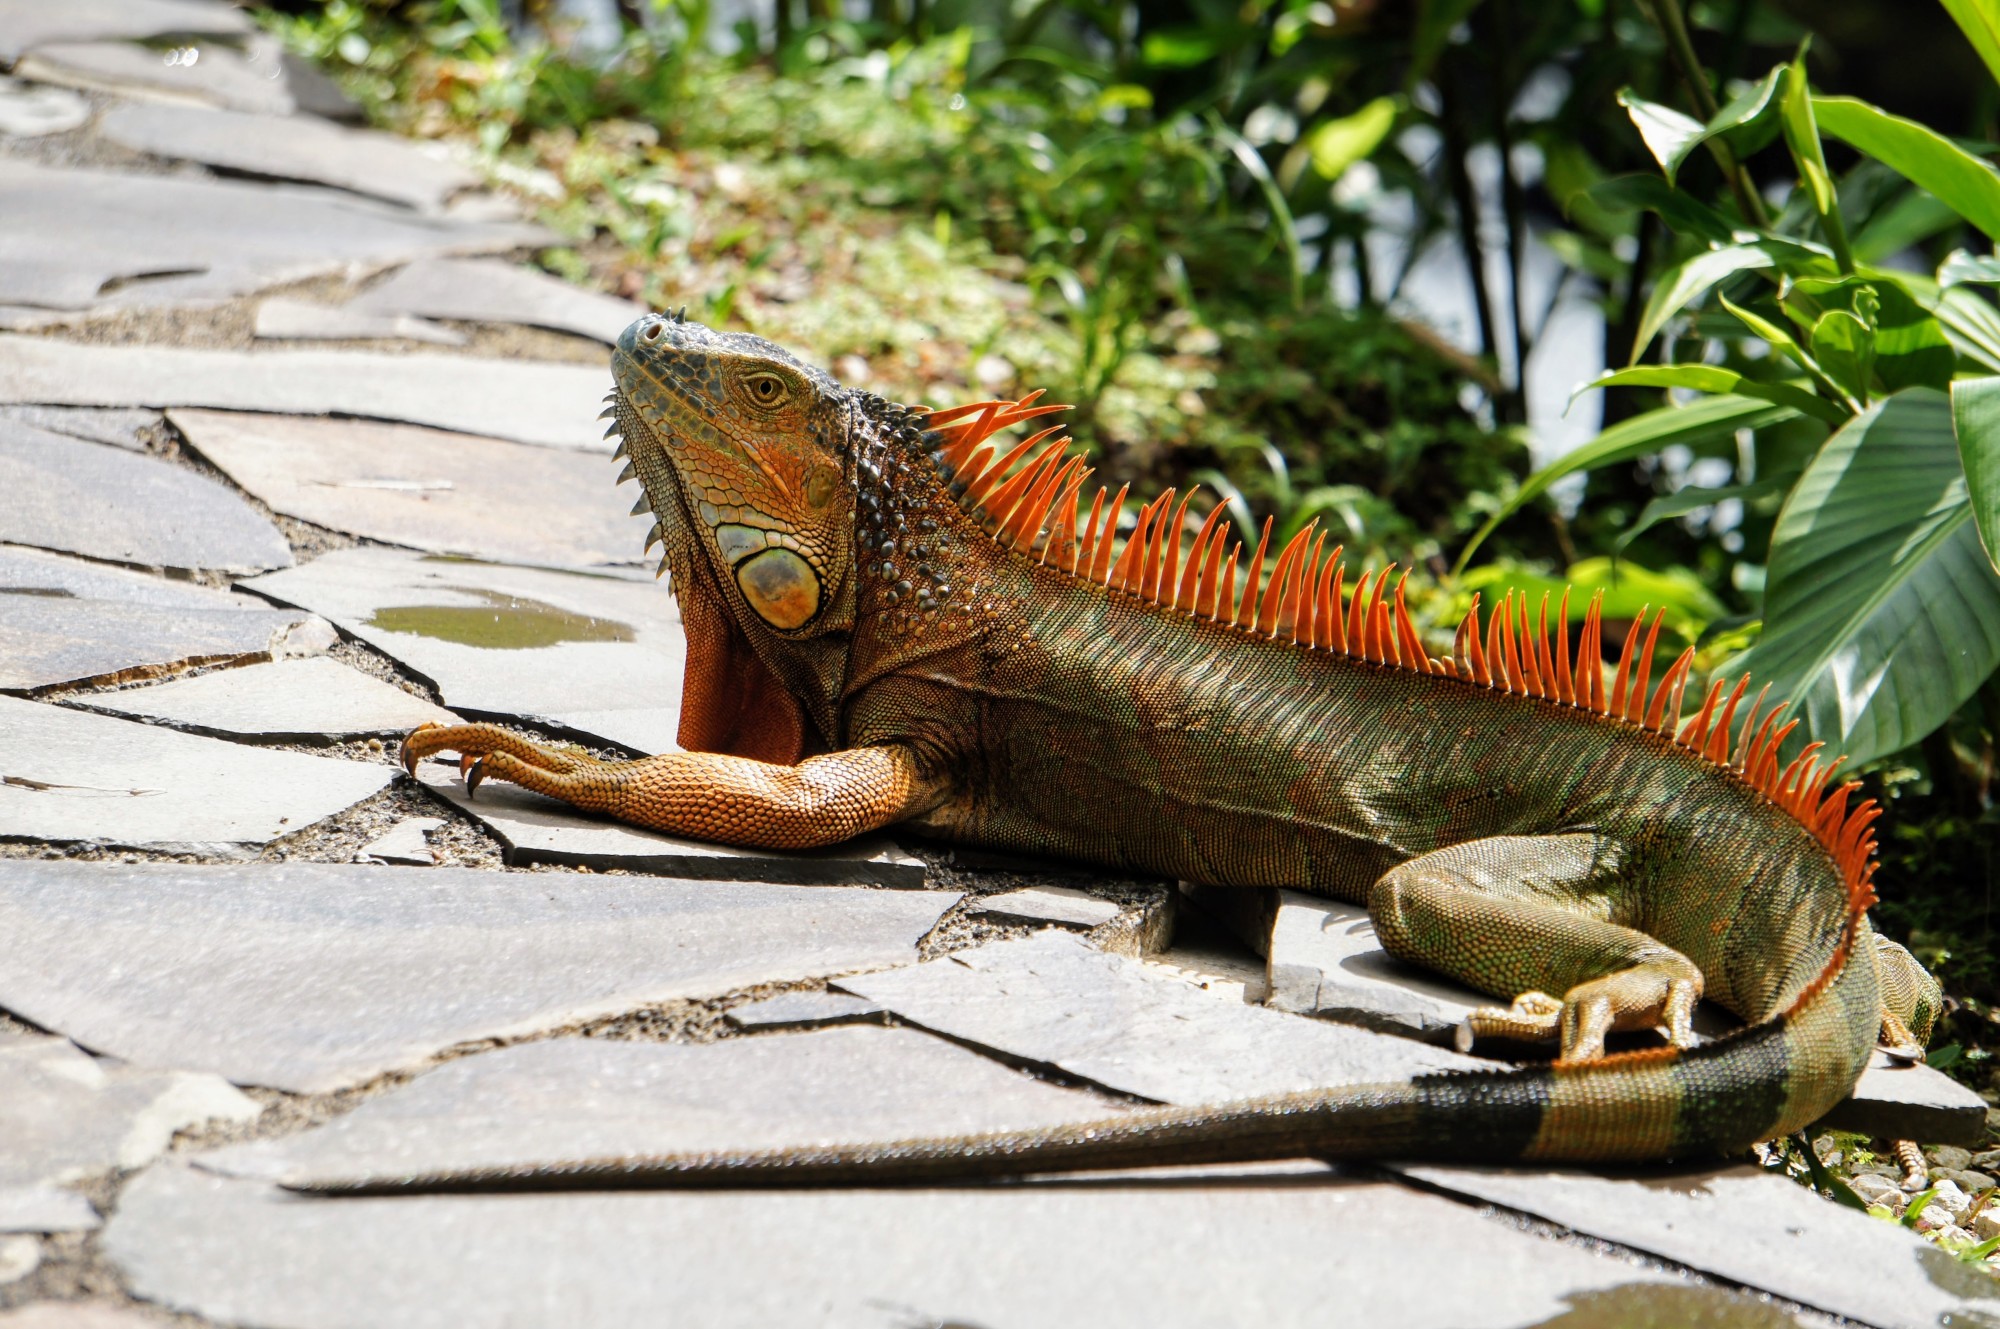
left=610, top=311, right=866, bottom=763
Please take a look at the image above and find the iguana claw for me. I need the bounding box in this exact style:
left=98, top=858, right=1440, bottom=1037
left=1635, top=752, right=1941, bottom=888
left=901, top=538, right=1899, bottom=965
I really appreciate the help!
left=464, top=757, right=488, bottom=798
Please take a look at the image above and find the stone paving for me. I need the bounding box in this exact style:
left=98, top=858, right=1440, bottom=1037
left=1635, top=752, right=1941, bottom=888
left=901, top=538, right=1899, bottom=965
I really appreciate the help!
left=0, top=7, right=1992, bottom=1325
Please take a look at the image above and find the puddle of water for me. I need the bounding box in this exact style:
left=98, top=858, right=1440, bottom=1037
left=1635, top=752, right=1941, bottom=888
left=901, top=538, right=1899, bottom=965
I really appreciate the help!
left=1527, top=1283, right=1804, bottom=1328
left=365, top=588, right=636, bottom=650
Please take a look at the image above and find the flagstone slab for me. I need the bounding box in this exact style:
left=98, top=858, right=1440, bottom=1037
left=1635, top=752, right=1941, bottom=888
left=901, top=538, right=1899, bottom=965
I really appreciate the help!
left=0, top=546, right=318, bottom=692
left=0, top=419, right=291, bottom=574
left=0, top=859, right=959, bottom=1093
left=0, top=336, right=604, bottom=452
left=355, top=817, right=445, bottom=866
left=98, top=102, right=480, bottom=212
left=0, top=159, right=545, bottom=317
left=0, top=0, right=250, bottom=63
left=0, top=1185, right=98, bottom=1235
left=241, top=547, right=685, bottom=752
left=106, top=1161, right=1724, bottom=1329
left=254, top=297, right=465, bottom=346
left=1394, top=1161, right=2000, bottom=1329
left=173, top=410, right=644, bottom=568
left=1263, top=889, right=1480, bottom=1040
left=0, top=77, right=88, bottom=137
left=351, top=258, right=643, bottom=344
left=0, top=405, right=158, bottom=450
left=725, top=990, right=885, bottom=1031
left=1814, top=1050, right=1988, bottom=1145
left=0, top=696, right=392, bottom=852
left=76, top=657, right=458, bottom=741
left=16, top=36, right=294, bottom=116
left=972, top=885, right=1121, bottom=929
left=0, top=1035, right=257, bottom=1233
left=418, top=765, right=928, bottom=886
left=837, top=932, right=1493, bottom=1106
left=203, top=1026, right=1118, bottom=1185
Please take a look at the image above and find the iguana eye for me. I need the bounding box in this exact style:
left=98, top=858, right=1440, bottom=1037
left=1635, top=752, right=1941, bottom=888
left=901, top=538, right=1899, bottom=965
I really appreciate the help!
left=745, top=373, right=789, bottom=408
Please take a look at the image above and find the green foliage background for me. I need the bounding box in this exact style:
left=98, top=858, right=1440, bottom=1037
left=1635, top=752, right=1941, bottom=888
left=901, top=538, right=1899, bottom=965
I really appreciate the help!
left=264, top=0, right=2000, bottom=1069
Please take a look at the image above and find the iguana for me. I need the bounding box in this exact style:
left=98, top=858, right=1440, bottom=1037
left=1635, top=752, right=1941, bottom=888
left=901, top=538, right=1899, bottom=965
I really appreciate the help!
left=377, top=310, right=1943, bottom=1191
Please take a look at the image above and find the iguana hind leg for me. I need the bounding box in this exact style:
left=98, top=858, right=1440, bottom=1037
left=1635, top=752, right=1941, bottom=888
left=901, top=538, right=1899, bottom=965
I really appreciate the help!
left=402, top=723, right=943, bottom=850
left=1367, top=834, right=1702, bottom=1062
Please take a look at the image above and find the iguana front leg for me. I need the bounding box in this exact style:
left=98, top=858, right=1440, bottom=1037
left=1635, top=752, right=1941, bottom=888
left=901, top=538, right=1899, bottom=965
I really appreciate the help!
left=1368, top=834, right=1703, bottom=1062
left=401, top=723, right=944, bottom=849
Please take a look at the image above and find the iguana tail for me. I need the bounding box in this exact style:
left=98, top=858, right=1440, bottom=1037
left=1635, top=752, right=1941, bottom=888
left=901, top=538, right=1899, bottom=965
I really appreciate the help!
left=296, top=921, right=1880, bottom=1195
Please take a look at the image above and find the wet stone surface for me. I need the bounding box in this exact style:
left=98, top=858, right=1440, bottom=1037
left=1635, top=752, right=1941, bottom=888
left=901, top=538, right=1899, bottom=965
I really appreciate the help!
left=0, top=859, right=958, bottom=1093
left=241, top=546, right=686, bottom=753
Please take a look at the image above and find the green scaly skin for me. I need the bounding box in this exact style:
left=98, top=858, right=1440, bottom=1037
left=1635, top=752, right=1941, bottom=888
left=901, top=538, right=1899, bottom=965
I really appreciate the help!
left=363, top=314, right=1943, bottom=1195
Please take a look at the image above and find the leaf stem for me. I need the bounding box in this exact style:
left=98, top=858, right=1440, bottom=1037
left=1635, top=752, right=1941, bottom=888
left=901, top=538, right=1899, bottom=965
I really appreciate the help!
left=1641, top=0, right=1772, bottom=229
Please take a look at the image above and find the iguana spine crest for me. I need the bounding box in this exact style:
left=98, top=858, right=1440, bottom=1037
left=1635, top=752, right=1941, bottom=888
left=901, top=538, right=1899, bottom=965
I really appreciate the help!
left=924, top=391, right=1881, bottom=942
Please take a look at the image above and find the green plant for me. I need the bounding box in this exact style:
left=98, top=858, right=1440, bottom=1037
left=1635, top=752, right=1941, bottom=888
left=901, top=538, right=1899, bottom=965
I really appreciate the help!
left=1463, top=4, right=2000, bottom=774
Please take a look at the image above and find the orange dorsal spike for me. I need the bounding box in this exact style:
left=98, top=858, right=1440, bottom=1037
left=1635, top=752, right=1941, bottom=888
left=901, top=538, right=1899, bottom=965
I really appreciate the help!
left=1735, top=685, right=1773, bottom=772
left=1293, top=532, right=1328, bottom=645
left=1369, top=587, right=1398, bottom=666
left=1498, top=593, right=1528, bottom=693
left=1759, top=719, right=1801, bottom=790
left=1217, top=542, right=1240, bottom=624
left=922, top=398, right=1008, bottom=428
left=991, top=445, right=1071, bottom=544
left=1485, top=590, right=1508, bottom=687
left=1178, top=503, right=1227, bottom=612
left=1258, top=525, right=1315, bottom=636
left=1645, top=647, right=1695, bottom=733
left=1196, top=532, right=1230, bottom=620
left=1626, top=612, right=1663, bottom=724
left=1088, top=484, right=1129, bottom=584
left=1323, top=561, right=1347, bottom=652
left=1453, top=594, right=1479, bottom=681
left=980, top=429, right=1068, bottom=528
left=1515, top=595, right=1543, bottom=696
left=1680, top=677, right=1724, bottom=751
left=1040, top=466, right=1091, bottom=566
left=1705, top=676, right=1751, bottom=764
left=1553, top=588, right=1575, bottom=705
left=1532, top=594, right=1557, bottom=697
left=1072, top=486, right=1107, bottom=575
left=1347, top=567, right=1376, bottom=657
left=962, top=430, right=1052, bottom=510
left=1157, top=488, right=1197, bottom=604
left=1575, top=592, right=1605, bottom=711
left=1741, top=702, right=1785, bottom=783
left=1394, top=573, right=1428, bottom=671
left=1462, top=594, right=1490, bottom=685
left=1108, top=492, right=1162, bottom=594
left=1018, top=454, right=1085, bottom=550
left=1134, top=489, right=1173, bottom=597
left=1236, top=518, right=1274, bottom=630
left=1609, top=608, right=1647, bottom=720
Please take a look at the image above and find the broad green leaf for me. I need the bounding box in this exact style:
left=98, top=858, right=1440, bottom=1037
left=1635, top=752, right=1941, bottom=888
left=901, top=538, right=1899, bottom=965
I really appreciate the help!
left=1616, top=472, right=1798, bottom=552
left=1941, top=0, right=2000, bottom=88
left=1575, top=366, right=1846, bottom=424
left=1584, top=175, right=1737, bottom=245
left=1937, top=285, right=2000, bottom=370
left=1814, top=95, right=2000, bottom=242
left=1632, top=244, right=1776, bottom=362
left=1619, top=89, right=1706, bottom=184
left=1455, top=396, right=1797, bottom=572
left=1734, top=389, right=2000, bottom=765
left=1810, top=310, right=1875, bottom=406
left=1718, top=293, right=1841, bottom=396
left=1950, top=375, right=2000, bottom=573
left=1869, top=279, right=1956, bottom=392
left=1852, top=190, right=1964, bottom=263
left=1305, top=98, right=1399, bottom=181
left=1939, top=248, right=2000, bottom=287
left=1619, top=67, right=1785, bottom=187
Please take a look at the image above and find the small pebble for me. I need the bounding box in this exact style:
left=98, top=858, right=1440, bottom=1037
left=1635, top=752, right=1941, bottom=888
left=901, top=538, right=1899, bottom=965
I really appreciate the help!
left=1939, top=1169, right=1997, bottom=1194
left=1931, top=1146, right=1975, bottom=1171
left=1931, top=1180, right=1972, bottom=1218
left=1973, top=1149, right=2000, bottom=1170
left=1935, top=1223, right=1973, bottom=1245
left=1975, top=1208, right=2000, bottom=1242
left=1851, top=1174, right=1900, bottom=1205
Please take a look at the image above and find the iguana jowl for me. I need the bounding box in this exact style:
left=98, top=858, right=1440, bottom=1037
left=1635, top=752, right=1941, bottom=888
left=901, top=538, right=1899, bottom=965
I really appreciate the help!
left=384, top=311, right=1943, bottom=1191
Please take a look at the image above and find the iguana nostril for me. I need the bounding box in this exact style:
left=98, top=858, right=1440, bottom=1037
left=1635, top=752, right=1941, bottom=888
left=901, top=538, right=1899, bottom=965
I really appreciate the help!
left=642, top=322, right=663, bottom=342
